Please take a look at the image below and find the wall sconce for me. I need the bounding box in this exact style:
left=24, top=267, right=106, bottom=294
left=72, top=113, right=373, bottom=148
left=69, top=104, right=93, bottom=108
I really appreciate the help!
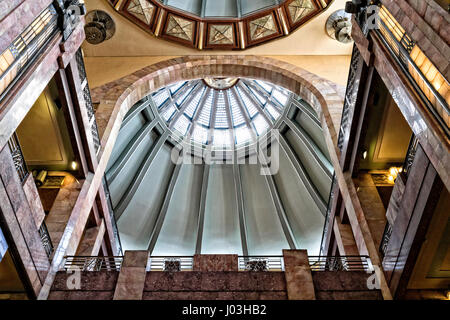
left=387, top=167, right=402, bottom=184
left=70, top=161, right=78, bottom=171
left=362, top=150, right=368, bottom=159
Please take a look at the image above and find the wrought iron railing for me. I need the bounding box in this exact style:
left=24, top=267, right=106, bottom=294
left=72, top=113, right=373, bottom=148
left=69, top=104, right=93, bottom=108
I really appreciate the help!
left=75, top=49, right=101, bottom=154
left=238, top=256, right=285, bottom=271
left=39, top=222, right=54, bottom=259
left=7, top=133, right=29, bottom=184
left=337, top=44, right=364, bottom=151
left=0, top=4, right=58, bottom=100
left=309, top=256, right=374, bottom=272
left=379, top=222, right=393, bottom=258
left=402, top=135, right=419, bottom=179
left=147, top=256, right=194, bottom=272
left=319, top=175, right=337, bottom=256
left=375, top=6, right=450, bottom=137
left=62, top=256, right=124, bottom=271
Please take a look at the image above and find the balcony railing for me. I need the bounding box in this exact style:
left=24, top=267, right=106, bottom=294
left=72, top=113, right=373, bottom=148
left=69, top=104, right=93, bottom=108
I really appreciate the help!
left=402, top=134, right=419, bottom=179
left=379, top=222, right=393, bottom=258
left=62, top=256, right=124, bottom=271
left=61, top=255, right=374, bottom=273
left=0, top=4, right=58, bottom=100
left=238, top=256, right=285, bottom=271
left=147, top=256, right=194, bottom=272
left=39, top=222, right=54, bottom=259
left=309, top=256, right=374, bottom=272
left=375, top=6, right=450, bottom=138
left=7, top=133, right=29, bottom=184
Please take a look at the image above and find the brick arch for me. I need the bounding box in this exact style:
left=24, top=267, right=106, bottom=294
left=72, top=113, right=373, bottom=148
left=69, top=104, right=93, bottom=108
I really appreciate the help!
left=91, top=55, right=345, bottom=165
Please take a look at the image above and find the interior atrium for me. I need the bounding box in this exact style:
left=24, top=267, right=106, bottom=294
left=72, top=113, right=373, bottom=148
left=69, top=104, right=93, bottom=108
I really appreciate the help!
left=0, top=0, right=449, bottom=304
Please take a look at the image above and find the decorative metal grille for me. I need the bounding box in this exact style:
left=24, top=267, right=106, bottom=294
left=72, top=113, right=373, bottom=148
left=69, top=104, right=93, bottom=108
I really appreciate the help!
left=402, top=135, right=419, bottom=179
left=163, top=258, right=181, bottom=272
left=337, top=44, right=363, bottom=151
left=379, top=222, right=393, bottom=257
left=7, top=133, right=29, bottom=184
left=39, top=222, right=54, bottom=259
left=75, top=48, right=101, bottom=153
left=245, top=259, right=268, bottom=272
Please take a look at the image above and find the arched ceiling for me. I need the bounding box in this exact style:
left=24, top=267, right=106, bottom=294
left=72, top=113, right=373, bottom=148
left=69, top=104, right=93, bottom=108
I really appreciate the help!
left=103, top=0, right=335, bottom=50
left=105, top=76, right=334, bottom=256
left=151, top=78, right=291, bottom=148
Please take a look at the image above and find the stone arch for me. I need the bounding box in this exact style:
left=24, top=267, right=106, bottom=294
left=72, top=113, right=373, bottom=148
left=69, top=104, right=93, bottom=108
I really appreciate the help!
left=91, top=56, right=345, bottom=169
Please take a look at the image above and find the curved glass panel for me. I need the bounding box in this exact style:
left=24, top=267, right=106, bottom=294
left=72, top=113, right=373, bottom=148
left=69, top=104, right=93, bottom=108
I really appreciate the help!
left=151, top=78, right=291, bottom=148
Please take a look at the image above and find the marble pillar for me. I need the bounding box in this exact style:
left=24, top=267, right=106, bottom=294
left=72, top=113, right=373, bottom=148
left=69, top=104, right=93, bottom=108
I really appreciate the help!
left=283, top=250, right=316, bottom=300
left=113, top=250, right=149, bottom=300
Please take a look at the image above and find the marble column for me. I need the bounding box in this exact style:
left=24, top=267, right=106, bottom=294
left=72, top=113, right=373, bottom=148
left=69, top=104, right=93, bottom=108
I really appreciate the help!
left=113, top=251, right=149, bottom=300
left=283, top=250, right=316, bottom=300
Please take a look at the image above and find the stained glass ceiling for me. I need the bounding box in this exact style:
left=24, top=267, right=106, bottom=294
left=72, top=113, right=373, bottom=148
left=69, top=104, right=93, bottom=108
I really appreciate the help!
left=158, top=0, right=286, bottom=18
left=151, top=78, right=291, bottom=148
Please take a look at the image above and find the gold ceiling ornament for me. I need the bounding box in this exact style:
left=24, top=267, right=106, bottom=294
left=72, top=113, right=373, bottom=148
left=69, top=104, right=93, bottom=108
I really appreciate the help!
left=127, top=0, right=154, bottom=24
left=288, top=0, right=315, bottom=24
left=166, top=14, right=194, bottom=41
left=209, top=24, right=234, bottom=45
left=249, top=14, right=277, bottom=41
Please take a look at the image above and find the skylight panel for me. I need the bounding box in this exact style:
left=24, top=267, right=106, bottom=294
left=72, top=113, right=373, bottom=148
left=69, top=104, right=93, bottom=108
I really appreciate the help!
left=272, top=89, right=289, bottom=106
left=252, top=114, right=269, bottom=136
left=197, top=91, right=214, bottom=126
left=236, top=87, right=258, bottom=118
left=250, top=88, right=267, bottom=105
left=169, top=81, right=185, bottom=94
left=191, top=125, right=208, bottom=144
left=235, top=125, right=252, bottom=145
left=266, top=103, right=281, bottom=121
left=175, top=85, right=194, bottom=106
left=255, top=80, right=273, bottom=93
left=228, top=91, right=246, bottom=127
left=184, top=87, right=205, bottom=119
left=173, top=115, right=190, bottom=135
left=152, top=89, right=170, bottom=108
left=161, top=104, right=177, bottom=122
left=215, top=92, right=228, bottom=129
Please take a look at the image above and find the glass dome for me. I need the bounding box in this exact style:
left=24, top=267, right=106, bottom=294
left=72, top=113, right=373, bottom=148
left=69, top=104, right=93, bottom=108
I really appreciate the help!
left=150, top=78, right=292, bottom=149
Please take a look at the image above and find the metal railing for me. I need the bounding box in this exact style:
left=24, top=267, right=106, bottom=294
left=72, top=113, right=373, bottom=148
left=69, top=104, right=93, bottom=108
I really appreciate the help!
left=147, top=256, right=194, bottom=272
left=0, top=4, right=58, bottom=100
left=379, top=222, right=393, bottom=258
left=7, top=133, right=29, bottom=184
left=309, top=256, right=374, bottom=272
left=61, top=255, right=374, bottom=272
left=39, top=222, right=53, bottom=259
left=62, top=256, right=124, bottom=271
left=375, top=6, right=450, bottom=137
left=402, top=134, right=419, bottom=179
left=238, top=256, right=285, bottom=271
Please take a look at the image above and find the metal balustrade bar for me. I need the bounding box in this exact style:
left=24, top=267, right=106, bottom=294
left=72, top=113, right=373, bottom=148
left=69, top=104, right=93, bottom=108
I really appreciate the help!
left=0, top=5, right=58, bottom=100
left=148, top=256, right=194, bottom=272
left=62, top=255, right=373, bottom=272
left=62, top=256, right=124, bottom=271
left=375, top=7, right=450, bottom=137
left=238, top=256, right=284, bottom=271
left=309, top=256, right=374, bottom=272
